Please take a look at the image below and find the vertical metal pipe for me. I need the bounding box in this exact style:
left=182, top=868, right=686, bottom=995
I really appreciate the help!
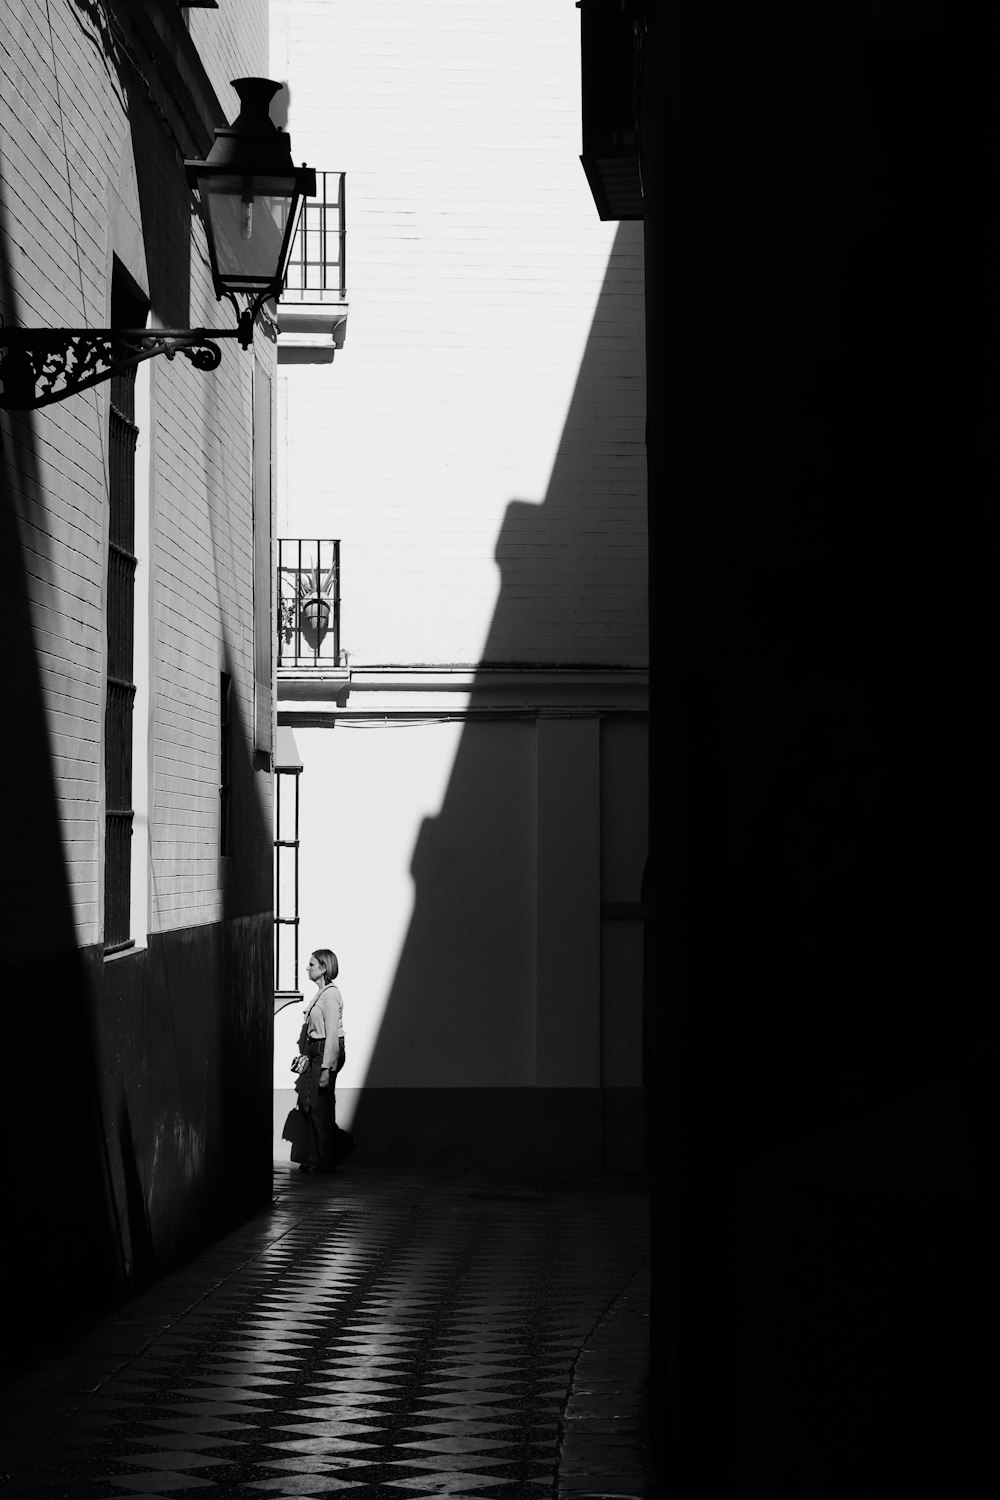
left=340, top=173, right=347, bottom=298
left=333, top=539, right=340, bottom=662
left=320, top=173, right=327, bottom=293
left=296, top=772, right=302, bottom=991
left=274, top=772, right=282, bottom=991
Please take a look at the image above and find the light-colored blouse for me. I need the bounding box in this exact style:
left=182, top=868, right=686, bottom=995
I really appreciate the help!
left=305, top=983, right=344, bottom=1071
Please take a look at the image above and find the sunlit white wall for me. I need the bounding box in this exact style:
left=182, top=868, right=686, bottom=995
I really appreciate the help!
left=274, top=715, right=543, bottom=1094
left=275, top=718, right=462, bottom=1088
left=270, top=3, right=648, bottom=1154
left=271, top=0, right=627, bottom=665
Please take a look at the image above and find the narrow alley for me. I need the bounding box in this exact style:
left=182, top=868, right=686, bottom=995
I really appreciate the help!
left=0, top=1164, right=651, bottom=1500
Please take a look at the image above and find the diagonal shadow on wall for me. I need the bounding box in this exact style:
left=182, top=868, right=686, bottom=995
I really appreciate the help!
left=0, top=170, right=126, bottom=1377
left=345, top=221, right=648, bottom=1171
left=0, top=141, right=273, bottom=1377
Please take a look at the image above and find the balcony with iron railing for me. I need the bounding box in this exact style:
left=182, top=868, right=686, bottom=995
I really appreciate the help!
left=277, top=171, right=348, bottom=363
left=277, top=539, right=345, bottom=675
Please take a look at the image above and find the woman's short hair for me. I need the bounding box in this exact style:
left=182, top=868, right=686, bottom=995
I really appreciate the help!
left=312, top=948, right=339, bottom=983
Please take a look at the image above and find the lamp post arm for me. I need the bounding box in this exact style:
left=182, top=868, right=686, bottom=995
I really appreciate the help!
left=0, top=326, right=241, bottom=412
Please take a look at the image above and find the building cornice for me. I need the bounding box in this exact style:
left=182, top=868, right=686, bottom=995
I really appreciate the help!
left=115, top=0, right=229, bottom=157
left=277, top=664, right=648, bottom=721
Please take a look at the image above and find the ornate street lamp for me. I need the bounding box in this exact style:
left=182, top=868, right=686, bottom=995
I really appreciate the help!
left=185, top=77, right=316, bottom=346
left=0, top=78, right=315, bottom=411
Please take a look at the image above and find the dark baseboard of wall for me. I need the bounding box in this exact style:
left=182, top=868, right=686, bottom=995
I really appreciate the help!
left=273, top=1086, right=646, bottom=1175
left=0, top=914, right=272, bottom=1379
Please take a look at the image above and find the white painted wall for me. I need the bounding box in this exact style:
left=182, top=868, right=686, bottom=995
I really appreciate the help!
left=275, top=703, right=648, bottom=1100
left=275, top=717, right=539, bottom=1089
left=270, top=3, right=648, bottom=1137
left=272, top=0, right=646, bottom=668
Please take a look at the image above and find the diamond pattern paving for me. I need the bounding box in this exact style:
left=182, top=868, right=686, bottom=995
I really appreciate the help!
left=0, top=1167, right=648, bottom=1500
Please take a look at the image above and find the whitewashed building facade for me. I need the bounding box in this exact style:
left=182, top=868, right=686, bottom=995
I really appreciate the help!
left=271, top=0, right=648, bottom=1171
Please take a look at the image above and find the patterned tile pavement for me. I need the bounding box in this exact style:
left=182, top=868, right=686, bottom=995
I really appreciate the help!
left=0, top=1164, right=652, bottom=1500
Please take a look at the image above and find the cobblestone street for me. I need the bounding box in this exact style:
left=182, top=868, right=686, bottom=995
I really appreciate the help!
left=0, top=1165, right=651, bottom=1500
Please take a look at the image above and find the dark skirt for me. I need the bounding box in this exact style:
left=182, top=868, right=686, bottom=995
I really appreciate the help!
left=293, top=1029, right=341, bottom=1168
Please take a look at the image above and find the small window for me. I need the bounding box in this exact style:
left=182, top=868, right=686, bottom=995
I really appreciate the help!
left=220, top=671, right=233, bottom=855
left=104, top=263, right=147, bottom=953
left=274, top=727, right=303, bottom=998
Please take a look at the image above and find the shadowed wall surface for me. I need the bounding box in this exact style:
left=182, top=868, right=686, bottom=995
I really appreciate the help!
left=1, top=0, right=275, bottom=1372
left=639, top=5, right=988, bottom=1491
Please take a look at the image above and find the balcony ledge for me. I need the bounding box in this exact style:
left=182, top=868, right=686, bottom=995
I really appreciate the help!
left=276, top=664, right=647, bottom=719
left=277, top=666, right=351, bottom=701
left=277, top=302, right=349, bottom=364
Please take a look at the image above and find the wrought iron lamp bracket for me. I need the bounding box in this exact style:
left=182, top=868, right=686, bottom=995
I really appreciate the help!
left=0, top=283, right=279, bottom=411
left=0, top=326, right=242, bottom=412
left=224, top=287, right=278, bottom=350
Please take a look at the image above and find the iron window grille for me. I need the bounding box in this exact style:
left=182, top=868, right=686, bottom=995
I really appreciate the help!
left=104, top=272, right=143, bottom=953
left=277, top=539, right=341, bottom=667
left=281, top=171, right=346, bottom=302
left=274, top=764, right=301, bottom=996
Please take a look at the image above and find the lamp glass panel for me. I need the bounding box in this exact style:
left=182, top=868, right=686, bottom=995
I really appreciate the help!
left=203, top=187, right=294, bottom=285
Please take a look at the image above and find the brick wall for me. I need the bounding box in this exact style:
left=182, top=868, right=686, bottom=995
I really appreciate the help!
left=1, top=0, right=272, bottom=946
left=273, top=0, right=647, bottom=667
left=186, top=2, right=270, bottom=121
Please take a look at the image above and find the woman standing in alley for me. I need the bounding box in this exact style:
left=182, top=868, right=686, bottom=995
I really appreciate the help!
left=293, top=948, right=346, bottom=1172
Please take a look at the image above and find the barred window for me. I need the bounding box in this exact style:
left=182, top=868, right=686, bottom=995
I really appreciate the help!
left=274, top=727, right=303, bottom=998
left=104, top=267, right=145, bottom=952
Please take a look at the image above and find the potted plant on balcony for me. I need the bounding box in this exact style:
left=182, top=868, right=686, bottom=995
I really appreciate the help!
left=298, top=562, right=337, bottom=652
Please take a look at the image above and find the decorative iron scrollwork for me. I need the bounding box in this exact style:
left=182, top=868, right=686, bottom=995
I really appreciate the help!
left=0, top=327, right=237, bottom=411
